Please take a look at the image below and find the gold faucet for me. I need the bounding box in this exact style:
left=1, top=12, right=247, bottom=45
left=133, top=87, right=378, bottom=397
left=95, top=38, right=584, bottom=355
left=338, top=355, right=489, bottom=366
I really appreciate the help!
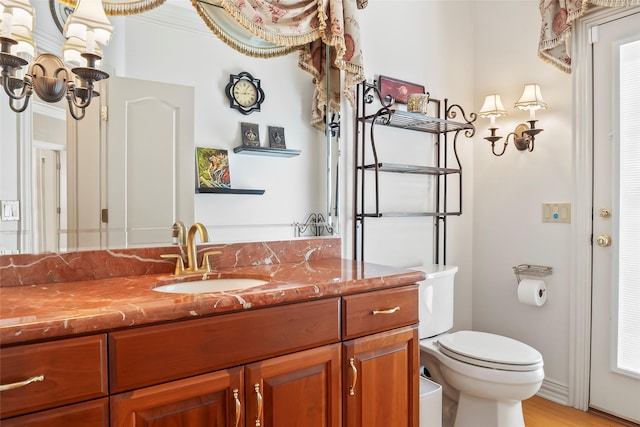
left=161, top=222, right=221, bottom=275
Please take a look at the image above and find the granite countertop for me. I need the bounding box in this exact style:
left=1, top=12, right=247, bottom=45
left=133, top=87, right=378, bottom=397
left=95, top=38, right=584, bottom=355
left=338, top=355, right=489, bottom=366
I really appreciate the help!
left=0, top=257, right=424, bottom=346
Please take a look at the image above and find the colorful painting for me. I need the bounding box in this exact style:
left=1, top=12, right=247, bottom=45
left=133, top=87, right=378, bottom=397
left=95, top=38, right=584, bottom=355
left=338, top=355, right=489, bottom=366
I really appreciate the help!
left=197, top=147, right=231, bottom=189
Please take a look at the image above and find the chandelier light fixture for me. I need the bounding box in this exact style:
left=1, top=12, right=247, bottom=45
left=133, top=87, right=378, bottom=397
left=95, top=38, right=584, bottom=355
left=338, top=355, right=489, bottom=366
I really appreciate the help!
left=0, top=0, right=113, bottom=120
left=479, top=83, right=547, bottom=156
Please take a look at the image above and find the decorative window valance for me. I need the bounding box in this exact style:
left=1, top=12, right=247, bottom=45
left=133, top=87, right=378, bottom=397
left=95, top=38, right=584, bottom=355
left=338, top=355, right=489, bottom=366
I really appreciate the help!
left=539, top=0, right=640, bottom=73
left=193, top=0, right=365, bottom=129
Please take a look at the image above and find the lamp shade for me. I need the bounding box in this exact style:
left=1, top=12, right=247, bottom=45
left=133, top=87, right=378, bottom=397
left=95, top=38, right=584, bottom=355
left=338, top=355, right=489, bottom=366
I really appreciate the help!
left=0, top=0, right=34, bottom=38
left=63, top=0, right=113, bottom=49
left=514, top=83, right=547, bottom=111
left=478, top=94, right=507, bottom=118
left=9, top=23, right=35, bottom=57
left=63, top=36, right=102, bottom=66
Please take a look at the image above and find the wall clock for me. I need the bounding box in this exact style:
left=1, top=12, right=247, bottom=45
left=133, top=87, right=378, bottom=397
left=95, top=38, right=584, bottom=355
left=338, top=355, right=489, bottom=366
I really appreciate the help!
left=225, top=71, right=265, bottom=115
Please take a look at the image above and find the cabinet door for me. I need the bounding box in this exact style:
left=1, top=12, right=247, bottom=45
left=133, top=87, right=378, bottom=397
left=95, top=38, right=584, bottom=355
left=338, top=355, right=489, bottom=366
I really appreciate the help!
left=245, top=343, right=341, bottom=427
left=110, top=367, right=243, bottom=427
left=343, top=325, right=419, bottom=427
left=0, top=398, right=108, bottom=427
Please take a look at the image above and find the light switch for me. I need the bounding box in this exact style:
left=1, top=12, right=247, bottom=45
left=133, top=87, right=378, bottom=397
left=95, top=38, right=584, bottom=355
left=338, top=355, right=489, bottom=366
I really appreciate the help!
left=542, top=202, right=571, bottom=223
left=1, top=200, right=20, bottom=221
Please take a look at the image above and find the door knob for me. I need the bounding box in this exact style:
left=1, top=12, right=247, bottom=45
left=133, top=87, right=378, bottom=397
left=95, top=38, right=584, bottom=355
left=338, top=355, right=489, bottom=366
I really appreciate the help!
left=599, top=208, right=612, bottom=219
left=596, top=234, right=612, bottom=247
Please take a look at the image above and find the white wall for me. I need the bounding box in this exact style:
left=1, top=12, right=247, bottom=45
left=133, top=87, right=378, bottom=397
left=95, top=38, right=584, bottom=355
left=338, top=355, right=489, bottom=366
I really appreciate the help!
left=472, top=1, right=573, bottom=400
left=344, top=0, right=476, bottom=331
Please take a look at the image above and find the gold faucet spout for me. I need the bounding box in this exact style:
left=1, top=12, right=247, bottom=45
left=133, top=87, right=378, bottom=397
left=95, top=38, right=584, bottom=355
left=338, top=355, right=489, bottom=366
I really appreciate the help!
left=186, top=222, right=209, bottom=273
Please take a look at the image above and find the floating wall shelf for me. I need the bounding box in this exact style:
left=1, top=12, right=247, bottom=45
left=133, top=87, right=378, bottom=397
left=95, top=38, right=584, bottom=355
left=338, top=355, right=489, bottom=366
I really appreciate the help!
left=196, top=187, right=265, bottom=195
left=233, top=146, right=301, bottom=158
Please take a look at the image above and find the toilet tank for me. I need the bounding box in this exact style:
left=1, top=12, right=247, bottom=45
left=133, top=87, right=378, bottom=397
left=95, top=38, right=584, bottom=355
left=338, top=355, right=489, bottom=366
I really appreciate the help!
left=410, top=265, right=458, bottom=339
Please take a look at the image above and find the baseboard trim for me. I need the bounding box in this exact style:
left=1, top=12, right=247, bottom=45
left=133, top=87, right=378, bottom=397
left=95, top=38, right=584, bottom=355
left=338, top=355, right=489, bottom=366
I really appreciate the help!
left=537, top=378, right=570, bottom=406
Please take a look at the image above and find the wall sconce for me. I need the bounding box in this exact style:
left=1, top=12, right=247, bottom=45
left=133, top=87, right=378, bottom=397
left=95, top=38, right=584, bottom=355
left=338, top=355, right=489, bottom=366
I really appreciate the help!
left=479, top=83, right=547, bottom=156
left=0, top=0, right=113, bottom=120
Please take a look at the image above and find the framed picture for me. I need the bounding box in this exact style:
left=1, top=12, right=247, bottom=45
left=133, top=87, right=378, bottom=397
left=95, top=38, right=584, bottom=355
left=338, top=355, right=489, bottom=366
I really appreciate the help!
left=377, top=75, right=425, bottom=104
left=241, top=122, right=260, bottom=147
left=196, top=147, right=231, bottom=189
left=268, top=126, right=286, bottom=149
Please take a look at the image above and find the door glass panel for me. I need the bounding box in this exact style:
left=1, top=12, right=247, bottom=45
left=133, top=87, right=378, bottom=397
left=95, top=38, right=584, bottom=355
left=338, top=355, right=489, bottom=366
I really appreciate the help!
left=617, top=39, right=640, bottom=377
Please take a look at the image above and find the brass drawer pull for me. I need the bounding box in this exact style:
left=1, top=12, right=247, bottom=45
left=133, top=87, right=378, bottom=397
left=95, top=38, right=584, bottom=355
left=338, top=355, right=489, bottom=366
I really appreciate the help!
left=254, top=383, right=263, bottom=427
left=372, top=306, right=400, bottom=315
left=349, top=358, right=358, bottom=396
left=233, top=388, right=241, bottom=427
left=0, top=375, right=45, bottom=392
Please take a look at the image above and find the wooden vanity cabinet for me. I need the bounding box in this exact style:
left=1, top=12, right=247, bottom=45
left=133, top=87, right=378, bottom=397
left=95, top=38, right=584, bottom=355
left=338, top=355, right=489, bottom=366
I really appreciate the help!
left=342, top=286, right=420, bottom=427
left=1, top=284, right=419, bottom=427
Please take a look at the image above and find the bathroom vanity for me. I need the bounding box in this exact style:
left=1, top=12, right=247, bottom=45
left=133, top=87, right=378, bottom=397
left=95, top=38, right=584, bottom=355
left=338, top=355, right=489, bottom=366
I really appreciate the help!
left=0, top=238, right=424, bottom=427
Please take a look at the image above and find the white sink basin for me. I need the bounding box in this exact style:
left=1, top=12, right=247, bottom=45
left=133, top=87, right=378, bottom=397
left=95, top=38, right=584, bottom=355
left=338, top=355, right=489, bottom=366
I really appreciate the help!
left=153, top=278, right=269, bottom=294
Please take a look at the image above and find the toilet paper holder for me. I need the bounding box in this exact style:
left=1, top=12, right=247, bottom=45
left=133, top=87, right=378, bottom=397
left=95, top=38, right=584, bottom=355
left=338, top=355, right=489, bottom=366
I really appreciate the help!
left=513, top=264, right=553, bottom=284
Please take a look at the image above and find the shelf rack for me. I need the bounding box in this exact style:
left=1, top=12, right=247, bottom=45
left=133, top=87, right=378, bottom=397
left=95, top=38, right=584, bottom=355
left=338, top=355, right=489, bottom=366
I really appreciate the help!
left=353, top=80, right=476, bottom=263
left=233, top=146, right=301, bottom=158
left=196, top=187, right=265, bottom=195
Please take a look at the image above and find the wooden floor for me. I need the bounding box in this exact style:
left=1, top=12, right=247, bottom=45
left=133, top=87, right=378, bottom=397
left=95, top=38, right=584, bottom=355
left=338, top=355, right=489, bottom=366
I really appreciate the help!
left=522, top=396, right=638, bottom=427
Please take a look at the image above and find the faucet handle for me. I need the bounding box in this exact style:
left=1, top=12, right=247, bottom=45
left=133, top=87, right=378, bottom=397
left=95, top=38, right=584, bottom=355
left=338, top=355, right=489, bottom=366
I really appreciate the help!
left=201, top=251, right=222, bottom=272
left=161, top=253, right=185, bottom=275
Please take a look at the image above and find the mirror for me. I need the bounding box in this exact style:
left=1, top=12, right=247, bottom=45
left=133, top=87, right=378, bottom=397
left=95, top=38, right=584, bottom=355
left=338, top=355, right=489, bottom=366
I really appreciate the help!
left=0, top=0, right=340, bottom=255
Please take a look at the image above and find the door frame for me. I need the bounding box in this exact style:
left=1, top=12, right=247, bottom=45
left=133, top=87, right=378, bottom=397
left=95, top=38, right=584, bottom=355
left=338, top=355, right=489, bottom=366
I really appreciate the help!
left=570, top=5, right=640, bottom=411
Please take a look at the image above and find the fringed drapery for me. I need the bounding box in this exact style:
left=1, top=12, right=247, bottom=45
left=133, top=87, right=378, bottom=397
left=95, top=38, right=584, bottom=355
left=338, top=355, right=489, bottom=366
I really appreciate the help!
left=195, top=0, right=365, bottom=130
left=539, top=0, right=640, bottom=73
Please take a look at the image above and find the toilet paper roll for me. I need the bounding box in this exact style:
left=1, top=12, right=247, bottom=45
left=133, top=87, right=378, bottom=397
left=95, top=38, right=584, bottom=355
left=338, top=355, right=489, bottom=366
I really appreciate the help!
left=517, top=279, right=547, bottom=306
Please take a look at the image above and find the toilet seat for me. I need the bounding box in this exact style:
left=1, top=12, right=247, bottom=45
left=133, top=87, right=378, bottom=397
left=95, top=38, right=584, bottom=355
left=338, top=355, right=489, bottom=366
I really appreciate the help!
left=437, top=331, right=543, bottom=372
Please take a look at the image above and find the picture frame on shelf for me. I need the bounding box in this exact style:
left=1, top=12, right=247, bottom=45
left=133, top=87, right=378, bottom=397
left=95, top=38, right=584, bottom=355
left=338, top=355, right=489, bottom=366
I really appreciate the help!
left=241, top=122, right=260, bottom=147
left=377, top=75, right=425, bottom=104
left=268, top=126, right=286, bottom=149
left=196, top=147, right=231, bottom=189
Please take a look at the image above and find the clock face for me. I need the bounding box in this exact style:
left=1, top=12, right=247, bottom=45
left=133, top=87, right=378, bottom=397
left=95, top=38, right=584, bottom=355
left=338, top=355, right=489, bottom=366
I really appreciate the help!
left=225, top=72, right=265, bottom=115
left=233, top=80, right=258, bottom=107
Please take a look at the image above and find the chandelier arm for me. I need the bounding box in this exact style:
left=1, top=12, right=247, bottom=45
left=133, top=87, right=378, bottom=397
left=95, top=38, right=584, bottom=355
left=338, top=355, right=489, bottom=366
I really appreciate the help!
left=66, top=93, right=87, bottom=120
left=1, top=72, right=32, bottom=102
left=67, top=83, right=96, bottom=110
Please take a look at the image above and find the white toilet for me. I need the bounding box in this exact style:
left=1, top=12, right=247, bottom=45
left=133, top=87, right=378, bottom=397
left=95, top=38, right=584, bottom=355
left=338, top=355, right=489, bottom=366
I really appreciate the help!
left=415, top=265, right=544, bottom=427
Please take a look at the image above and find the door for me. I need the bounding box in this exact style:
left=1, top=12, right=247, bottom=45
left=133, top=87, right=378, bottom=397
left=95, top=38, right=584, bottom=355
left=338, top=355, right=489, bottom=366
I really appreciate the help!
left=103, top=77, right=195, bottom=249
left=590, top=10, right=640, bottom=423
left=244, top=344, right=341, bottom=427
left=343, top=326, right=419, bottom=427
left=110, top=367, right=243, bottom=427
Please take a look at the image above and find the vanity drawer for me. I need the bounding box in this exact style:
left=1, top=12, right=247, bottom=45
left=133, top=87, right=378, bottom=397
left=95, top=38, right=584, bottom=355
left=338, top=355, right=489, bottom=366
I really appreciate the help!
left=109, top=297, right=341, bottom=393
left=0, top=335, right=108, bottom=419
left=342, top=285, right=418, bottom=340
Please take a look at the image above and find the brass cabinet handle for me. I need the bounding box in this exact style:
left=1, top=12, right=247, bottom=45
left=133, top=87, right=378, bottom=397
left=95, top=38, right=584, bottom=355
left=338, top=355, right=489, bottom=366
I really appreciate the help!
left=349, top=358, right=358, bottom=396
left=372, top=306, right=400, bottom=315
left=233, top=388, right=241, bottom=427
left=0, top=375, right=45, bottom=392
left=254, top=383, right=263, bottom=427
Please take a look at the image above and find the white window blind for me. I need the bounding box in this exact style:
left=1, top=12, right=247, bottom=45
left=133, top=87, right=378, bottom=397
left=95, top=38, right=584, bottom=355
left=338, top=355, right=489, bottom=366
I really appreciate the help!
left=617, top=39, right=640, bottom=376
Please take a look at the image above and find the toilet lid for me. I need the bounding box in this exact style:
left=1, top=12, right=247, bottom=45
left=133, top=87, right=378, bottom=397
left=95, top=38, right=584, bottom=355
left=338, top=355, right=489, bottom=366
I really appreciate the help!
left=437, top=331, right=543, bottom=372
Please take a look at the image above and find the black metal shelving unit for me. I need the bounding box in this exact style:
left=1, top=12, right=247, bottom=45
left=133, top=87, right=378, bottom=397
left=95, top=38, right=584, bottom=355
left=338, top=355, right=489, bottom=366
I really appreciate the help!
left=353, top=80, right=476, bottom=264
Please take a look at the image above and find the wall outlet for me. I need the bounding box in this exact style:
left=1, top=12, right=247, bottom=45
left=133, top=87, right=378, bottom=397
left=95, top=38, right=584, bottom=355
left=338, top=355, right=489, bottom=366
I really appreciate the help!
left=542, top=202, right=571, bottom=223
left=1, top=200, right=20, bottom=221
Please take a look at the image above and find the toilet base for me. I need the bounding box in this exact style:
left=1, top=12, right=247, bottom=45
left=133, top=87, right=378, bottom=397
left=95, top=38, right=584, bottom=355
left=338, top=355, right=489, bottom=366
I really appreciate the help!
left=454, top=393, right=525, bottom=427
